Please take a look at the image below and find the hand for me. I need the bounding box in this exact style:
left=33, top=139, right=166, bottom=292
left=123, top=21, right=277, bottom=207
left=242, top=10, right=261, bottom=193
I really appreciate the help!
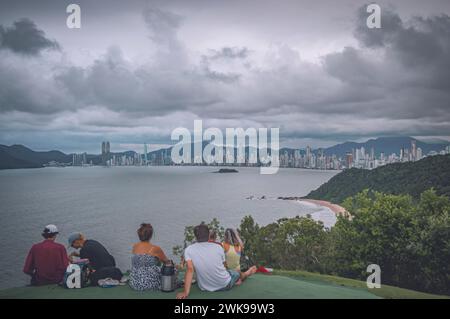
left=176, top=292, right=188, bottom=299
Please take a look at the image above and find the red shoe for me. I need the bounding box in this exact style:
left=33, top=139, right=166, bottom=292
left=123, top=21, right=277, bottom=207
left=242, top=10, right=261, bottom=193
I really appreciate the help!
left=256, top=266, right=273, bottom=274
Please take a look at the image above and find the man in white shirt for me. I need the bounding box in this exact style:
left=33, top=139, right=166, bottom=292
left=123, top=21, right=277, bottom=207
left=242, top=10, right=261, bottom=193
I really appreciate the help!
left=176, top=224, right=241, bottom=299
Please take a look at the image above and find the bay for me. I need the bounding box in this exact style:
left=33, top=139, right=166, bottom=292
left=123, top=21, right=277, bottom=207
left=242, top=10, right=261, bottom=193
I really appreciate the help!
left=0, top=166, right=338, bottom=289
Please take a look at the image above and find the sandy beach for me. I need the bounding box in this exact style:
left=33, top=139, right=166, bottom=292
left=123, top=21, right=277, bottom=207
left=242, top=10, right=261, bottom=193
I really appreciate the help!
left=299, top=199, right=345, bottom=214
left=299, top=199, right=351, bottom=219
left=278, top=196, right=351, bottom=219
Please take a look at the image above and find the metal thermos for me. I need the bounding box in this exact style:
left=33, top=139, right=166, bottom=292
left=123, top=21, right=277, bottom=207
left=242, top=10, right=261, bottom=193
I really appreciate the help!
left=161, top=261, right=177, bottom=292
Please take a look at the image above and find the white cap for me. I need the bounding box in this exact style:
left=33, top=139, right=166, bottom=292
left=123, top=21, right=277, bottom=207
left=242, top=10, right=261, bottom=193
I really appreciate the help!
left=43, top=224, right=59, bottom=234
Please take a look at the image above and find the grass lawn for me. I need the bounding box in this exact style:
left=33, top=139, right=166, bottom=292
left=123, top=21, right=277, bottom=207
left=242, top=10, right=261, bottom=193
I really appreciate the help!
left=273, top=270, right=449, bottom=299
left=1, top=270, right=447, bottom=299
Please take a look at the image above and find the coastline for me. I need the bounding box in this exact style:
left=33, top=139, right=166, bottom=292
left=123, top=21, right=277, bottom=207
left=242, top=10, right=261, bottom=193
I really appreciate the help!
left=278, top=196, right=351, bottom=219
left=301, top=199, right=352, bottom=219
left=300, top=199, right=347, bottom=215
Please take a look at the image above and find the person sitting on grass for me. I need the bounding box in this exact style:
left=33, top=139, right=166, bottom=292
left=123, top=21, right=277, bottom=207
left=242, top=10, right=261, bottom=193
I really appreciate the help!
left=68, top=232, right=122, bottom=286
left=23, top=224, right=69, bottom=286
left=176, top=224, right=241, bottom=299
left=129, top=223, right=170, bottom=291
left=222, top=228, right=257, bottom=281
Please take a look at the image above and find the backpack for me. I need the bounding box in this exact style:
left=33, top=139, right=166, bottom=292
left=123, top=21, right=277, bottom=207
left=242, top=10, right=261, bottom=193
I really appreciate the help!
left=63, top=260, right=92, bottom=288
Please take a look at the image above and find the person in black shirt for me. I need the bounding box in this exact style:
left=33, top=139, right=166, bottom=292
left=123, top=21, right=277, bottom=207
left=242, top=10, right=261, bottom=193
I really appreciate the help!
left=68, top=233, right=122, bottom=285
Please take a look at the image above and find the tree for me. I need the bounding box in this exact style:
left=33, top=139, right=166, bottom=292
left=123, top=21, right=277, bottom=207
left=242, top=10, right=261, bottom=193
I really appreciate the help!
left=332, top=189, right=450, bottom=294
left=172, top=218, right=224, bottom=257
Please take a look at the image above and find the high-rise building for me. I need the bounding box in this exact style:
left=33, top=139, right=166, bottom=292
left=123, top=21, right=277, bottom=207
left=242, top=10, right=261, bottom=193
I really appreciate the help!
left=411, top=140, right=417, bottom=161
left=416, top=147, right=423, bottom=160
left=306, top=146, right=312, bottom=168
left=144, top=143, right=148, bottom=165
left=101, top=141, right=111, bottom=166
left=345, top=152, right=353, bottom=169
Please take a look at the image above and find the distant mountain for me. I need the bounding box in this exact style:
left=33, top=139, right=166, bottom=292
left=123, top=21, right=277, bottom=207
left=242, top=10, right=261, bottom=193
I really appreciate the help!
left=322, top=136, right=447, bottom=157
left=416, top=137, right=450, bottom=144
left=0, top=148, right=39, bottom=169
left=0, top=145, right=72, bottom=169
left=0, top=144, right=158, bottom=169
left=321, top=136, right=441, bottom=157
left=306, top=154, right=450, bottom=203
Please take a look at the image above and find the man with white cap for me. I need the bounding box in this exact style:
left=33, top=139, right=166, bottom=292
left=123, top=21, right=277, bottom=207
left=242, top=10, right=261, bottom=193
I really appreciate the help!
left=23, top=224, right=69, bottom=286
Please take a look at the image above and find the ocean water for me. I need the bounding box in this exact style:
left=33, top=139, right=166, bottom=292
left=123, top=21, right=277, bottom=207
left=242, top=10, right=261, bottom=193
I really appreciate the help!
left=0, top=166, right=338, bottom=289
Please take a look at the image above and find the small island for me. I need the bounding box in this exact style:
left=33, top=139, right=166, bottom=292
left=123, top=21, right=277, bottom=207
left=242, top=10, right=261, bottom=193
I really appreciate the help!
left=213, top=168, right=239, bottom=173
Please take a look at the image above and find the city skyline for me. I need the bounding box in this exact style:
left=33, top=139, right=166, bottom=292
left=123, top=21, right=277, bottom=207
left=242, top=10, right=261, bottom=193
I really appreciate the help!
left=1, top=0, right=450, bottom=153
left=57, top=136, right=450, bottom=171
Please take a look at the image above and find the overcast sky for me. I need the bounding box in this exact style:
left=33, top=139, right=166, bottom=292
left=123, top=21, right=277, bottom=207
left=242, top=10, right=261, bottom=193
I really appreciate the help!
left=1, top=0, right=450, bottom=153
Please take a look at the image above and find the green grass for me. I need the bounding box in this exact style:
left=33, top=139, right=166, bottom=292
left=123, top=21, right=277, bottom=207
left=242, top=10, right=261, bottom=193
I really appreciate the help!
left=272, top=270, right=449, bottom=299
left=0, top=273, right=380, bottom=299
left=1, top=270, right=447, bottom=299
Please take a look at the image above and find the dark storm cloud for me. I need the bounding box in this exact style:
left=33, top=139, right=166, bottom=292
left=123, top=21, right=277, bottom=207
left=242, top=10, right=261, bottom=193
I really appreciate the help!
left=0, top=18, right=60, bottom=55
left=353, top=6, right=450, bottom=86
left=321, top=6, right=450, bottom=122
left=0, top=2, right=450, bottom=151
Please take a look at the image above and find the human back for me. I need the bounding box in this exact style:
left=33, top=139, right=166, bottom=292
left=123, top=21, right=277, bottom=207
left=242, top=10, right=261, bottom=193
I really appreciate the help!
left=80, top=239, right=115, bottom=270
left=222, top=228, right=243, bottom=271
left=184, top=241, right=231, bottom=291
left=129, top=223, right=169, bottom=291
left=23, top=224, right=69, bottom=286
left=223, top=242, right=242, bottom=271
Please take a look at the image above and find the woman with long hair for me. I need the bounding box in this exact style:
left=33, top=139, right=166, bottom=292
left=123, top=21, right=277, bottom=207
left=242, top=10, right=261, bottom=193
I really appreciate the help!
left=222, top=228, right=257, bottom=284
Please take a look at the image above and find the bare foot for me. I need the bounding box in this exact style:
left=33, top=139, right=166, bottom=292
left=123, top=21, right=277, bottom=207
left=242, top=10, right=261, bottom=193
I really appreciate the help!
left=235, top=279, right=243, bottom=286
left=244, top=266, right=257, bottom=277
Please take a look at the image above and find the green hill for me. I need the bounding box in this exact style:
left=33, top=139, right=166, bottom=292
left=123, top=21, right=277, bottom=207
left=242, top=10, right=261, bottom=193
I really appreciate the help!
left=306, top=154, right=450, bottom=203
left=1, top=271, right=447, bottom=299
left=0, top=144, right=71, bottom=169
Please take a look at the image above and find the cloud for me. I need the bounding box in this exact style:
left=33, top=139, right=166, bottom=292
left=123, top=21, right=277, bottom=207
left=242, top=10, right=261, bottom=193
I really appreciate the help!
left=54, top=45, right=223, bottom=116
left=0, top=18, right=60, bottom=55
left=142, top=6, right=183, bottom=47
left=321, top=7, right=450, bottom=122
left=207, top=47, right=250, bottom=60
left=353, top=6, right=450, bottom=87
left=0, top=5, right=450, bottom=151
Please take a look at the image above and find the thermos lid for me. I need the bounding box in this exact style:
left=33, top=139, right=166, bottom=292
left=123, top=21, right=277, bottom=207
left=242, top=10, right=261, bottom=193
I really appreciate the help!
left=161, top=262, right=175, bottom=275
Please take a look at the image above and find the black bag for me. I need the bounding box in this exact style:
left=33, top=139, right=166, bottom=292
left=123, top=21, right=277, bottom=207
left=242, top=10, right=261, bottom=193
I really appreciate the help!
left=63, top=262, right=93, bottom=288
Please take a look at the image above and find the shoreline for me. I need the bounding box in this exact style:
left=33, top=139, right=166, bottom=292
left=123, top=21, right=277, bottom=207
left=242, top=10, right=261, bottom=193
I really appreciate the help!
left=278, top=197, right=351, bottom=219
left=300, top=199, right=346, bottom=215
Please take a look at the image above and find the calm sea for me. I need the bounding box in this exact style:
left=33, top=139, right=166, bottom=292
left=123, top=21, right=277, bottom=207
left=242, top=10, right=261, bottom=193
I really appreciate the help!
left=0, top=166, right=338, bottom=289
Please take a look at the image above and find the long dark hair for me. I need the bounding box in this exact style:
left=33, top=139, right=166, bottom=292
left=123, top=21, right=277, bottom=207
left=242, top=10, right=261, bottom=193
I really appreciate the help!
left=224, top=228, right=243, bottom=248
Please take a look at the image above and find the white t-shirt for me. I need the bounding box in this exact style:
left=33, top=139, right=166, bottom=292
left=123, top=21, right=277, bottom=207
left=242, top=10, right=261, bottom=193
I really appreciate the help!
left=184, top=242, right=231, bottom=291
